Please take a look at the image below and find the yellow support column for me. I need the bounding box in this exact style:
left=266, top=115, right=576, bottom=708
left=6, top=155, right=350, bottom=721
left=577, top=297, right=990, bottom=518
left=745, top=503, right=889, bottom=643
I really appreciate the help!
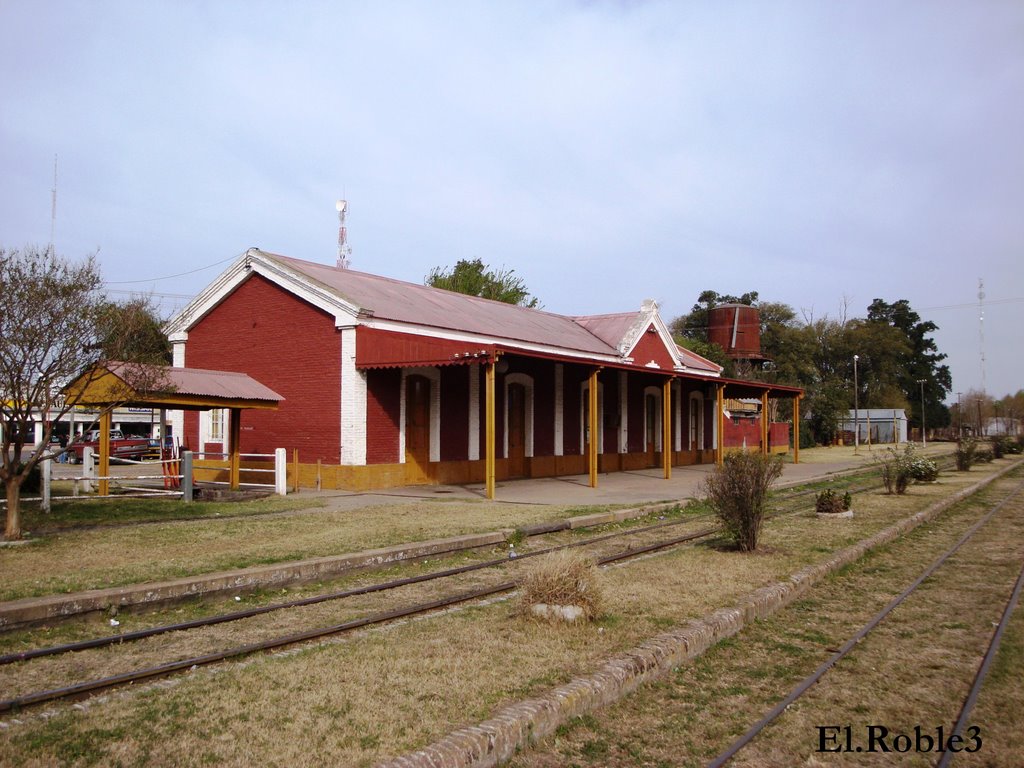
left=98, top=410, right=111, bottom=496
left=229, top=408, right=242, bottom=490
left=662, top=378, right=672, bottom=479
left=761, top=392, right=769, bottom=455
left=716, top=384, right=725, bottom=466
left=485, top=360, right=496, bottom=500
left=793, top=395, right=801, bottom=464
left=588, top=369, right=599, bottom=488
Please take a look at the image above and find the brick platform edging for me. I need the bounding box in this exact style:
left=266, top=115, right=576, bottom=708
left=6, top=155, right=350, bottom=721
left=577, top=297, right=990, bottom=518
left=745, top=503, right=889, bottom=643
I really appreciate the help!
left=376, top=461, right=1021, bottom=768
left=0, top=502, right=683, bottom=629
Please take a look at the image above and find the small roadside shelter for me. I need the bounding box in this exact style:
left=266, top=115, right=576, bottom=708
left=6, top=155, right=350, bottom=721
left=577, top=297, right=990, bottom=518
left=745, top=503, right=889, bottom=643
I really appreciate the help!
left=65, top=362, right=283, bottom=494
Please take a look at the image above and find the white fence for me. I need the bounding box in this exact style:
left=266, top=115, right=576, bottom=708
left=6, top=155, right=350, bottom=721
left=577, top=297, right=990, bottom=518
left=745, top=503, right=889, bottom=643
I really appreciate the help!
left=3, top=447, right=287, bottom=512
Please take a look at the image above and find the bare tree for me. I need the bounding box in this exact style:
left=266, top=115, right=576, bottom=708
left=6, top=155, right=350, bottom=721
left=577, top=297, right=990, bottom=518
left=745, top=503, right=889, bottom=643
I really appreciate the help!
left=0, top=246, right=168, bottom=539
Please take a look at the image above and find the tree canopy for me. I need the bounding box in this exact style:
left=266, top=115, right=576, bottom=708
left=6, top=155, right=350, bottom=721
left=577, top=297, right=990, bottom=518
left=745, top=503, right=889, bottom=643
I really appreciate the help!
left=425, top=258, right=541, bottom=308
left=670, top=289, right=953, bottom=445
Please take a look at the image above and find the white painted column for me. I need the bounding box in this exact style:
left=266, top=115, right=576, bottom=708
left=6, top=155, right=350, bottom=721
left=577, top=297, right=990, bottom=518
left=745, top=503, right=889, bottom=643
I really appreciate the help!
left=553, top=364, right=564, bottom=456
left=673, top=381, right=683, bottom=451
left=468, top=363, right=480, bottom=461
left=618, top=370, right=628, bottom=453
left=169, top=340, right=186, bottom=446
left=340, top=327, right=367, bottom=465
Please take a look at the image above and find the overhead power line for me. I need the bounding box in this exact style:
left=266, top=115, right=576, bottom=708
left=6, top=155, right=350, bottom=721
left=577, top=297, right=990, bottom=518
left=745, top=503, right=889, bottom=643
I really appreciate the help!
left=104, top=252, right=241, bottom=285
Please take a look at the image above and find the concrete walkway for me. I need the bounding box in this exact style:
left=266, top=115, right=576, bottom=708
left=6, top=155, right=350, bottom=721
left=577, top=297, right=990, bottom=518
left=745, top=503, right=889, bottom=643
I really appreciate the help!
left=293, top=456, right=871, bottom=512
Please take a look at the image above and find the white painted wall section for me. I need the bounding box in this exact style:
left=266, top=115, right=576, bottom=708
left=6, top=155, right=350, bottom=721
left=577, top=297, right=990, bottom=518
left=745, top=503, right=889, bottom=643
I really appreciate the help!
left=468, top=363, right=480, bottom=461
left=554, top=364, right=564, bottom=456
left=340, top=327, right=367, bottom=465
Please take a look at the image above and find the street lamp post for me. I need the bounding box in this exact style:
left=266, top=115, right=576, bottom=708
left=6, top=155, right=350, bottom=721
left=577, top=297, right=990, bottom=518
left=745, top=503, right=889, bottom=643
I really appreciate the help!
left=917, top=379, right=927, bottom=447
left=853, top=355, right=860, bottom=453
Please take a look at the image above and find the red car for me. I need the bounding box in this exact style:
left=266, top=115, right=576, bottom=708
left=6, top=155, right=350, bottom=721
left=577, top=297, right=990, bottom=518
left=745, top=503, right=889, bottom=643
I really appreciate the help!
left=67, top=429, right=151, bottom=464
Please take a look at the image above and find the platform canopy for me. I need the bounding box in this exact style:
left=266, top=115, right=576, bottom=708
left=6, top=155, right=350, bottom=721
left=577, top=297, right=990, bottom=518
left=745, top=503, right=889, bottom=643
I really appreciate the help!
left=65, top=361, right=283, bottom=411
left=64, top=361, right=283, bottom=494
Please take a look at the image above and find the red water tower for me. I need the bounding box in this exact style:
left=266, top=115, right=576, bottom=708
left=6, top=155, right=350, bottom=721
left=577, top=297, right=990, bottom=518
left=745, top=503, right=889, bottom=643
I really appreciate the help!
left=707, top=303, right=764, bottom=360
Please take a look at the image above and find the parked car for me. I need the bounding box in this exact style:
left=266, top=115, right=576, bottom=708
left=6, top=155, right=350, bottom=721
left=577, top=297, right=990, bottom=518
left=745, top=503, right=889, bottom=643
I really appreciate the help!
left=67, top=430, right=151, bottom=464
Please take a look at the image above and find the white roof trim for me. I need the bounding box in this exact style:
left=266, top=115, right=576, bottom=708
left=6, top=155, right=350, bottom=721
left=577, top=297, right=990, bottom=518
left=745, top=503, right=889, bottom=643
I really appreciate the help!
left=165, top=248, right=362, bottom=340
left=619, top=301, right=684, bottom=369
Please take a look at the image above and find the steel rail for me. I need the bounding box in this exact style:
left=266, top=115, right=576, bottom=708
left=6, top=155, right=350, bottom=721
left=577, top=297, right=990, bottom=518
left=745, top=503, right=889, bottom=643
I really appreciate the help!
left=705, top=479, right=1024, bottom=768
left=934, top=552, right=1024, bottom=768
left=0, top=511, right=704, bottom=666
left=0, top=472, right=888, bottom=665
left=0, top=523, right=721, bottom=713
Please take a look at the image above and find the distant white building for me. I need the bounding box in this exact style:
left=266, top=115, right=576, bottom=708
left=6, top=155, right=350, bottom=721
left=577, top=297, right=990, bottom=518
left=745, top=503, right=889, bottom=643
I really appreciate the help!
left=839, top=409, right=908, bottom=444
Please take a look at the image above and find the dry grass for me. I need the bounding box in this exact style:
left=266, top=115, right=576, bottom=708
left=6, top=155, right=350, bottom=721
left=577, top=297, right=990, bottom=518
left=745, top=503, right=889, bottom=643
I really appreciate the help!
left=519, top=550, right=604, bottom=622
left=0, top=499, right=614, bottom=602
left=791, top=443, right=952, bottom=466
left=0, top=460, right=1017, bottom=766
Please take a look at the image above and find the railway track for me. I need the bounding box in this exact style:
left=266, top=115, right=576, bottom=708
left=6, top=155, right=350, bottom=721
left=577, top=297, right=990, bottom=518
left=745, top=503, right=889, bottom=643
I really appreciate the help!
left=706, top=478, right=1024, bottom=767
left=0, top=465, right=885, bottom=668
left=0, top=462, right=949, bottom=717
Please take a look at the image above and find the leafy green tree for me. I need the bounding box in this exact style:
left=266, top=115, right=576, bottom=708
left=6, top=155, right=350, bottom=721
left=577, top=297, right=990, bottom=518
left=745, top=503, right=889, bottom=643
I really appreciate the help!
left=96, top=297, right=171, bottom=365
left=676, top=337, right=733, bottom=376
left=866, top=299, right=951, bottom=429
left=425, top=258, right=540, bottom=308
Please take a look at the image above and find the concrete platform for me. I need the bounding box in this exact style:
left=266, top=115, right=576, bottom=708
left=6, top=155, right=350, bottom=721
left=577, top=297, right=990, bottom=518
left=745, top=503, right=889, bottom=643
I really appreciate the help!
left=300, top=457, right=869, bottom=513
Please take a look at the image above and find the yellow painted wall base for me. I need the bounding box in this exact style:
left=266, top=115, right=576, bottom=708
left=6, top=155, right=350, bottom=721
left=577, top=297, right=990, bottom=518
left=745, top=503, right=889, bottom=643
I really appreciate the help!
left=278, top=448, right=735, bottom=492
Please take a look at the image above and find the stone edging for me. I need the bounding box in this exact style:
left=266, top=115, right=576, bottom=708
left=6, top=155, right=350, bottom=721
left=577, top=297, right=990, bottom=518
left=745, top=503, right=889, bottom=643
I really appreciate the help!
left=376, top=460, right=1021, bottom=768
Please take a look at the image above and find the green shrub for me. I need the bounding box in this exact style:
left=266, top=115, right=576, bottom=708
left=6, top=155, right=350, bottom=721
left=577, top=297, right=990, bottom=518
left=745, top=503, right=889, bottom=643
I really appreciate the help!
left=974, top=447, right=994, bottom=464
left=905, top=451, right=939, bottom=483
left=703, top=452, right=784, bottom=552
left=991, top=436, right=1007, bottom=459
left=876, top=447, right=911, bottom=494
left=955, top=439, right=977, bottom=471
left=815, top=489, right=851, bottom=514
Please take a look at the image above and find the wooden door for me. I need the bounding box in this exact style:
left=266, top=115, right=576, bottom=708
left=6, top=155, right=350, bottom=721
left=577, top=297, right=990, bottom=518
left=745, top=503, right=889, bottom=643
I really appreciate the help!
left=507, top=383, right=526, bottom=478
left=405, top=375, right=430, bottom=479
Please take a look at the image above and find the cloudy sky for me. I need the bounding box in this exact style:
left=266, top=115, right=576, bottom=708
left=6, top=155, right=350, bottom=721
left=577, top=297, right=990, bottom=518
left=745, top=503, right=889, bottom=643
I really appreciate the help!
left=2, top=1, right=1021, bottom=400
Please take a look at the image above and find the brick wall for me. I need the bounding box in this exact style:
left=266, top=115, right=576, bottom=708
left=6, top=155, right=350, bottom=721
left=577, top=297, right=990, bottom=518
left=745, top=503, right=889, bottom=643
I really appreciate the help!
left=627, top=324, right=676, bottom=369
left=184, top=274, right=343, bottom=462
left=365, top=368, right=401, bottom=464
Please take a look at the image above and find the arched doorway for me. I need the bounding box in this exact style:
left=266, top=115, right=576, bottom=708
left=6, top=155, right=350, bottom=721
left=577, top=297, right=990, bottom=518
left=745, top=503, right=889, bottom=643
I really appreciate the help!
left=689, top=392, right=704, bottom=451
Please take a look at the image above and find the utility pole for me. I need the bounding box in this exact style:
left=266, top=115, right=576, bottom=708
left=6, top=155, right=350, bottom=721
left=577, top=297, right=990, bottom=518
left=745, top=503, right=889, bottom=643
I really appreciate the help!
left=853, top=354, right=859, bottom=453
left=917, top=379, right=927, bottom=447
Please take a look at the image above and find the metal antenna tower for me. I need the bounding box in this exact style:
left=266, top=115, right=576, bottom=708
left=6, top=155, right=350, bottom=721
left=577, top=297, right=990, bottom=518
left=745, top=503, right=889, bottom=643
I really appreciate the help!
left=49, top=155, right=57, bottom=255
left=336, top=199, right=352, bottom=269
left=978, top=277, right=986, bottom=394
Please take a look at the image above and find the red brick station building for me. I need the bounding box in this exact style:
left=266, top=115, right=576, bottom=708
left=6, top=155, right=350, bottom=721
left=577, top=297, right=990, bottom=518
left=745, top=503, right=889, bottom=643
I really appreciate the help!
left=166, top=248, right=802, bottom=498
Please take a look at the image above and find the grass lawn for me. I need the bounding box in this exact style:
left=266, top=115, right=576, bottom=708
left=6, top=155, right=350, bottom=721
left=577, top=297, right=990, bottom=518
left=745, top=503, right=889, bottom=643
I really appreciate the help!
left=0, top=493, right=642, bottom=602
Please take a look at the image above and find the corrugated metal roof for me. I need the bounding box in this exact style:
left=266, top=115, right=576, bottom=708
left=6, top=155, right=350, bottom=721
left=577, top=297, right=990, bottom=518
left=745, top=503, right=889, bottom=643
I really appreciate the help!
left=675, top=345, right=722, bottom=373
left=572, top=313, right=638, bottom=349
left=110, top=362, right=283, bottom=402
left=267, top=253, right=618, bottom=356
